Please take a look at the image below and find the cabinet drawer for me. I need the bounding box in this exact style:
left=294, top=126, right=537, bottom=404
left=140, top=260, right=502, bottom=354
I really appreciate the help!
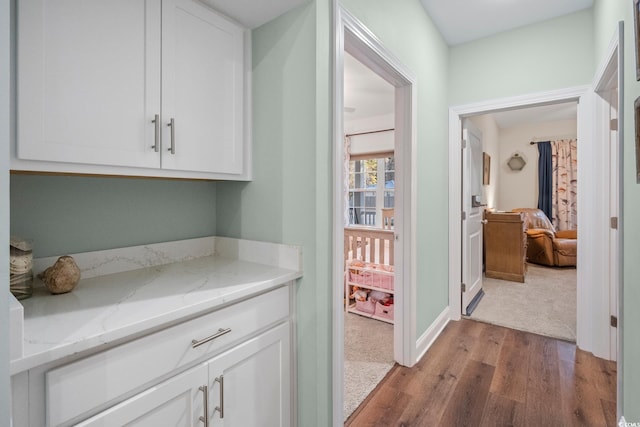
left=46, top=286, right=289, bottom=426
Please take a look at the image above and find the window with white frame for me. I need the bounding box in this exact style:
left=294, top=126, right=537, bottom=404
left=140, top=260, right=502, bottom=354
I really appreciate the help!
left=348, top=155, right=394, bottom=227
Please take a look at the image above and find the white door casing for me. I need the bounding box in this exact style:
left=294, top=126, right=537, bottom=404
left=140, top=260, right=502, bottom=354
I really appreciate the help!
left=449, top=82, right=622, bottom=362
left=333, top=7, right=418, bottom=427
left=592, top=22, right=623, bottom=419
left=448, top=86, right=589, bottom=323
left=461, top=119, right=484, bottom=314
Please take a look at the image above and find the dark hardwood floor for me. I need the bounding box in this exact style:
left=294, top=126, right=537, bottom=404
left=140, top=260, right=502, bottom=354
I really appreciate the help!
left=345, top=319, right=616, bottom=427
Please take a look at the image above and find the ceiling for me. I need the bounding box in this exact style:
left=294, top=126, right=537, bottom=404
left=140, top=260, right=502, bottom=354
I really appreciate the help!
left=343, top=52, right=394, bottom=122
left=420, top=0, right=593, bottom=45
left=343, top=53, right=577, bottom=128
left=344, top=2, right=587, bottom=126
left=201, top=0, right=309, bottom=28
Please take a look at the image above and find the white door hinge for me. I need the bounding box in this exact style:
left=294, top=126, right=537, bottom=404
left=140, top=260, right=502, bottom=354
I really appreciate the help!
left=461, top=283, right=466, bottom=292
left=462, top=139, right=467, bottom=149
left=462, top=211, right=466, bottom=221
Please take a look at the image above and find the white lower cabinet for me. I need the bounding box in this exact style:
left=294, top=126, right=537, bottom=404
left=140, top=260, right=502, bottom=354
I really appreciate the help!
left=206, top=323, right=290, bottom=427
left=76, top=364, right=208, bottom=427
left=10, top=285, right=293, bottom=427
left=77, top=323, right=290, bottom=427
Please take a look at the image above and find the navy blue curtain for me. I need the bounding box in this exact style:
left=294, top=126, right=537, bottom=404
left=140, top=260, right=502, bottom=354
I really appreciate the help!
left=537, top=141, right=552, bottom=219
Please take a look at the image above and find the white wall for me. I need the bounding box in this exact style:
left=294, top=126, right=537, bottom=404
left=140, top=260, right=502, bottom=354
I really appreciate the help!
left=470, top=115, right=500, bottom=210
left=344, top=112, right=393, bottom=134
left=497, top=119, right=577, bottom=211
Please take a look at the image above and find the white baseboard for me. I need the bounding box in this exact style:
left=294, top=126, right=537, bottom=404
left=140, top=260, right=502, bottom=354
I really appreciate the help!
left=415, top=306, right=451, bottom=363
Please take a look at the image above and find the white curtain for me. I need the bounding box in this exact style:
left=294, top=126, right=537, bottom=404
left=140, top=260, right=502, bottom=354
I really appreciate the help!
left=344, top=136, right=351, bottom=227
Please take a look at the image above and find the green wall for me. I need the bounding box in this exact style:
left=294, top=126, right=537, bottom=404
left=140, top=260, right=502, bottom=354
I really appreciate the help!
left=339, top=0, right=451, bottom=337
left=449, top=9, right=595, bottom=105
left=593, top=0, right=625, bottom=62
left=218, top=0, right=452, bottom=423
left=215, top=2, right=333, bottom=424
left=10, top=175, right=217, bottom=257
left=593, top=0, right=640, bottom=421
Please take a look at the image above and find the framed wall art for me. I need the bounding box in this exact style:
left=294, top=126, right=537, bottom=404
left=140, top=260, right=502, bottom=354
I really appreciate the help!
left=636, top=96, right=640, bottom=183
left=483, top=152, right=490, bottom=185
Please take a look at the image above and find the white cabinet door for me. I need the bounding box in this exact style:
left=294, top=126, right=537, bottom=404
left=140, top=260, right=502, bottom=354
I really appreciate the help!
left=18, top=0, right=162, bottom=168
left=207, top=323, right=290, bottom=427
left=76, top=364, right=207, bottom=427
left=161, top=0, right=245, bottom=174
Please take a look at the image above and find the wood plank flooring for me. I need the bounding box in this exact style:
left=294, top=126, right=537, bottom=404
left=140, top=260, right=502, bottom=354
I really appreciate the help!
left=345, top=319, right=616, bottom=427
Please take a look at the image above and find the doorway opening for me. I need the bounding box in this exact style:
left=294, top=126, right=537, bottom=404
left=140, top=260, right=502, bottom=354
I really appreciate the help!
left=448, top=29, right=623, bottom=425
left=342, top=51, right=396, bottom=419
left=333, top=7, right=417, bottom=426
left=461, top=102, right=579, bottom=343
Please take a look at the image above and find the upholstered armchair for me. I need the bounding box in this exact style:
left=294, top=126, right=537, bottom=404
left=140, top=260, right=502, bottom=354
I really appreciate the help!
left=512, top=208, right=577, bottom=267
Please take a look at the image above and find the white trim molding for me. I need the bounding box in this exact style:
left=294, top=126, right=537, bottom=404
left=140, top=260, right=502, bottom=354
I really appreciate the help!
left=592, top=22, right=624, bottom=421
left=448, top=86, right=589, bottom=321
left=415, top=307, right=451, bottom=362
left=333, top=5, right=418, bottom=425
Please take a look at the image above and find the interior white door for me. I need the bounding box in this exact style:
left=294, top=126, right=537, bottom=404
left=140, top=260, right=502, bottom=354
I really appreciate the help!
left=161, top=0, right=244, bottom=174
left=461, top=119, right=484, bottom=315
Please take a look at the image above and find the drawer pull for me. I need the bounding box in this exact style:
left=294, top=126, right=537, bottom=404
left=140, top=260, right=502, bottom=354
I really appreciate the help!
left=191, top=328, right=232, bottom=348
left=214, top=375, right=224, bottom=419
left=198, top=385, right=209, bottom=427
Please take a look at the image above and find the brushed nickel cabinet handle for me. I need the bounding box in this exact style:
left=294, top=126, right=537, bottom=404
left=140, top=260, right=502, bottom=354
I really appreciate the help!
left=167, top=118, right=175, bottom=154
left=198, top=385, right=209, bottom=426
left=191, top=328, right=232, bottom=348
left=214, top=375, right=224, bottom=419
left=151, top=114, right=160, bottom=152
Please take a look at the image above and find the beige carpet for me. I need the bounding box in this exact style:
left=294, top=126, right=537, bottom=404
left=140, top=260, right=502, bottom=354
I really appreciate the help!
left=344, top=312, right=394, bottom=420
left=468, top=263, right=577, bottom=341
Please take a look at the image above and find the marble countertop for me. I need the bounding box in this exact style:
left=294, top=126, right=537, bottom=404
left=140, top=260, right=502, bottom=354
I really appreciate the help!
left=10, top=237, right=302, bottom=375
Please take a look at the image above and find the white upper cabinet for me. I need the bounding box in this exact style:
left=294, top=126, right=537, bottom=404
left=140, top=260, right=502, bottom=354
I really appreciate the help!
left=16, top=0, right=250, bottom=180
left=161, top=0, right=244, bottom=174
left=17, top=0, right=162, bottom=169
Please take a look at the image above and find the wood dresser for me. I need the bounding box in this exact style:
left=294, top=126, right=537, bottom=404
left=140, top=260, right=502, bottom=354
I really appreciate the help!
left=484, top=211, right=527, bottom=282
